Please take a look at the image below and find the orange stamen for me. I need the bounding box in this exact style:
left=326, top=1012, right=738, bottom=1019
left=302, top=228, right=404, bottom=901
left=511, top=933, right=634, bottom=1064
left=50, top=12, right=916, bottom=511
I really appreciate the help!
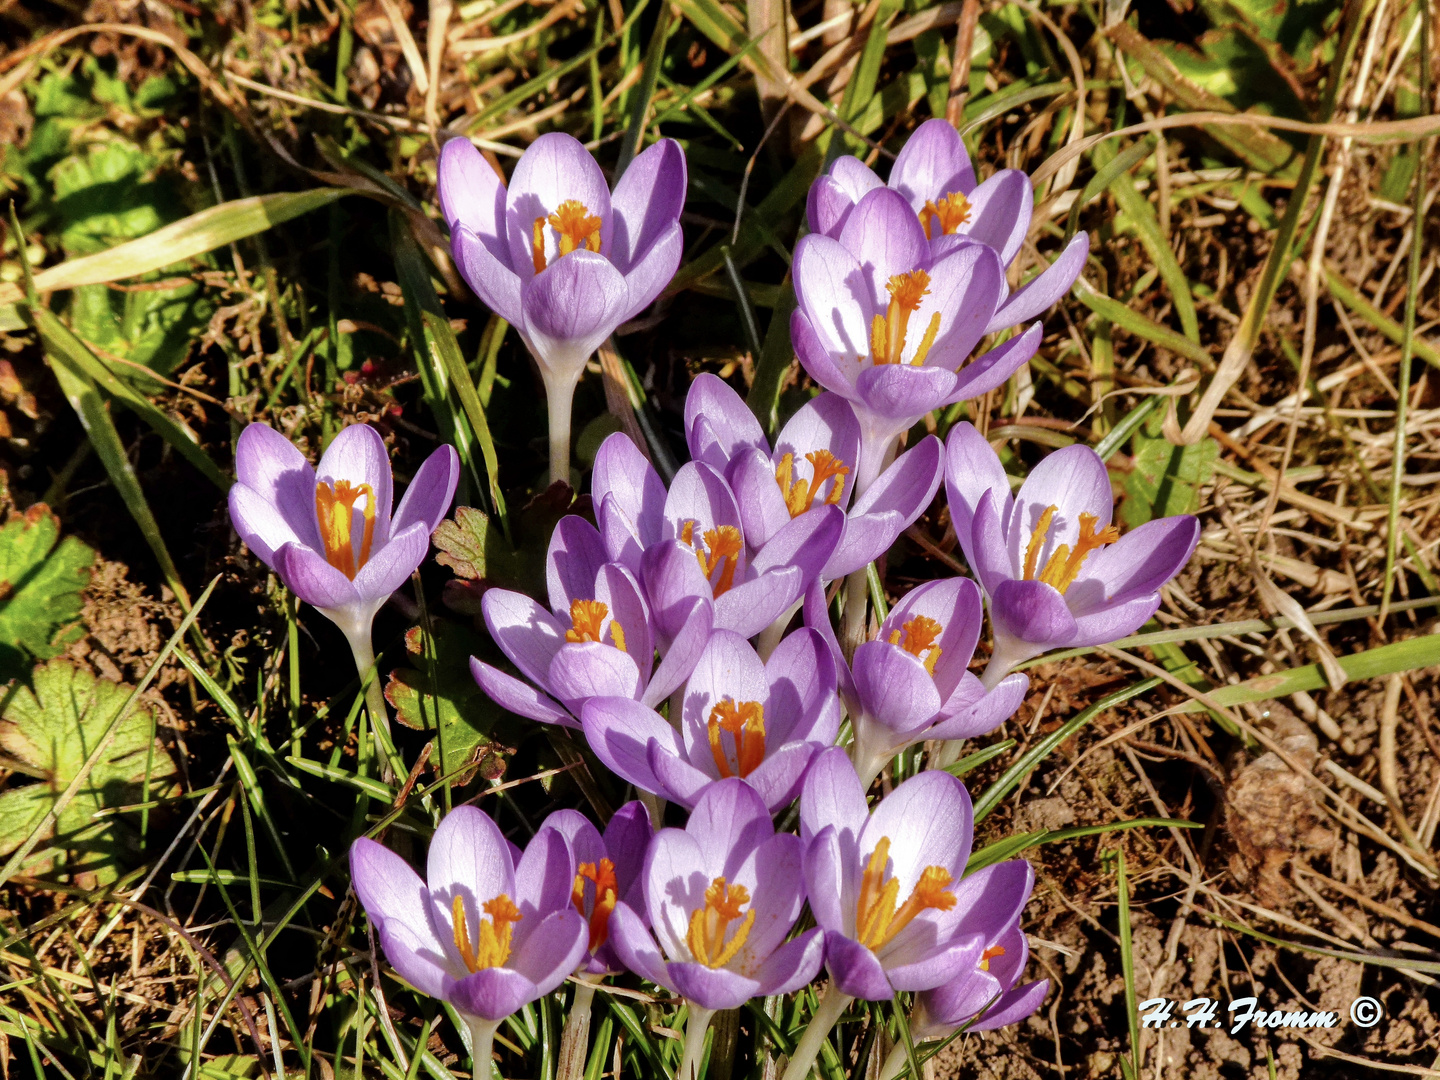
left=870, top=270, right=940, bottom=367
left=855, top=837, right=956, bottom=951
left=452, top=893, right=523, bottom=972
left=685, top=524, right=743, bottom=598
left=315, top=480, right=377, bottom=579
left=1023, top=508, right=1119, bottom=595
left=565, top=599, right=626, bottom=651
left=530, top=199, right=603, bottom=273
left=919, top=191, right=973, bottom=240
left=886, top=615, right=944, bottom=675
left=979, top=944, right=1007, bottom=972
left=706, top=699, right=767, bottom=778
left=774, top=450, right=850, bottom=517
left=685, top=877, right=756, bottom=968
left=572, top=859, right=618, bottom=951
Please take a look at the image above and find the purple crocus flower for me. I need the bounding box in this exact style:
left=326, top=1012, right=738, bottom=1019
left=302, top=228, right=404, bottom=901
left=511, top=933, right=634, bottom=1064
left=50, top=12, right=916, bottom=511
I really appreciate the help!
left=799, top=747, right=997, bottom=1003
left=802, top=579, right=1027, bottom=787
left=684, top=374, right=943, bottom=581
left=532, top=801, right=652, bottom=976
left=591, top=432, right=843, bottom=639
left=807, top=118, right=1089, bottom=336
left=790, top=186, right=1043, bottom=496
left=471, top=515, right=708, bottom=729
left=581, top=627, right=840, bottom=812
left=945, top=422, right=1200, bottom=685
left=608, top=779, right=823, bottom=1076
left=439, top=133, right=686, bottom=484
left=349, top=806, right=589, bottom=1065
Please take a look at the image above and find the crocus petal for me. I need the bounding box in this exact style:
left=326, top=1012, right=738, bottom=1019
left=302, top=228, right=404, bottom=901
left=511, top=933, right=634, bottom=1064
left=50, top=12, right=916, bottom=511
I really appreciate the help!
left=963, top=170, right=1031, bottom=266
left=738, top=741, right=819, bottom=812
left=802, top=827, right=850, bottom=933
left=773, top=391, right=863, bottom=509
left=317, top=423, right=395, bottom=544
left=447, top=967, right=541, bottom=1022
left=233, top=423, right=320, bottom=552
left=791, top=307, right=864, bottom=401
left=454, top=224, right=524, bottom=327
left=522, top=251, right=629, bottom=375
left=641, top=595, right=712, bottom=706
left=967, top=489, right=1014, bottom=598
left=594, top=431, right=667, bottom=569
left=276, top=542, right=361, bottom=613
left=791, top=234, right=872, bottom=359
left=393, top=444, right=460, bottom=536
left=764, top=626, right=838, bottom=745
left=609, top=138, right=686, bottom=272
left=752, top=927, right=825, bottom=996
left=686, top=778, right=773, bottom=877
left=909, top=242, right=1005, bottom=370
left=967, top=979, right=1050, bottom=1032
left=929, top=672, right=1029, bottom=741
left=546, top=515, right=610, bottom=612
left=1011, top=444, right=1114, bottom=571
left=714, top=570, right=797, bottom=639
left=890, top=118, right=977, bottom=210
left=596, top=564, right=654, bottom=681
left=604, top=801, right=654, bottom=907
left=823, top=435, right=942, bottom=577
left=880, top=575, right=982, bottom=703
left=664, top=461, right=743, bottom=541
left=750, top=502, right=843, bottom=583
left=606, top=901, right=672, bottom=990
left=803, top=581, right=858, bottom=715
left=1072, top=515, right=1200, bottom=610
left=729, top=448, right=794, bottom=549
left=511, top=828, right=577, bottom=928
left=807, top=175, right=856, bottom=238
left=685, top=373, right=768, bottom=473
left=885, top=932, right=986, bottom=992
left=617, top=220, right=683, bottom=323
left=1068, top=594, right=1162, bottom=648
left=853, top=364, right=958, bottom=423
left=649, top=745, right=714, bottom=806
left=852, top=642, right=942, bottom=735
left=229, top=483, right=308, bottom=568
left=428, top=805, right=514, bottom=905
left=837, top=188, right=932, bottom=310
left=641, top=540, right=715, bottom=644
left=505, top=131, right=613, bottom=277
left=482, top=589, right=566, bottom=687
left=350, top=839, right=454, bottom=997
left=800, top=745, right=870, bottom=849
left=990, top=579, right=1078, bottom=646
left=438, top=137, right=510, bottom=258
left=581, top=696, right=682, bottom=794
left=470, top=657, right=577, bottom=727
left=548, top=643, right=642, bottom=709
left=666, top=962, right=762, bottom=1011
left=510, top=908, right=590, bottom=995
left=863, top=769, right=974, bottom=883
left=985, top=233, right=1089, bottom=333
left=678, top=629, right=768, bottom=738
left=824, top=931, right=897, bottom=1001
left=948, top=322, right=1042, bottom=403
left=351, top=520, right=432, bottom=604
left=944, top=422, right=1011, bottom=575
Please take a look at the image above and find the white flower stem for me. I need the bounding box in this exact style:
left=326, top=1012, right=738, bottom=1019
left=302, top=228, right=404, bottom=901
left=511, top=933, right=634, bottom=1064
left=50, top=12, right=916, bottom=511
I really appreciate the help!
left=878, top=1042, right=910, bottom=1080
left=679, top=1004, right=715, bottom=1080
left=557, top=980, right=597, bottom=1080
left=465, top=1016, right=502, bottom=1080
left=931, top=644, right=1020, bottom=771
left=348, top=630, right=399, bottom=783
left=544, top=367, right=583, bottom=488
left=756, top=598, right=802, bottom=660
left=780, top=983, right=853, bottom=1080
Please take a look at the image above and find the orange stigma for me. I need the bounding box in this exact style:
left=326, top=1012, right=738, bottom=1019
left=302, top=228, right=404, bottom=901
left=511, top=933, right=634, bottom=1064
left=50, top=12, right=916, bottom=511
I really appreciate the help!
left=706, top=698, right=767, bottom=778
left=531, top=199, right=603, bottom=273
left=683, top=524, right=743, bottom=598
left=451, top=893, right=523, bottom=972
left=1021, top=506, right=1120, bottom=595
left=685, top=877, right=756, bottom=968
left=565, top=598, right=627, bottom=652
left=979, top=944, right=1007, bottom=971
left=775, top=450, right=849, bottom=517
left=870, top=270, right=942, bottom=368
left=887, top=615, right=944, bottom=675
left=920, top=191, right=973, bottom=239
left=315, top=480, right=377, bottom=579
left=854, top=837, right=956, bottom=951
left=572, top=859, right=618, bottom=951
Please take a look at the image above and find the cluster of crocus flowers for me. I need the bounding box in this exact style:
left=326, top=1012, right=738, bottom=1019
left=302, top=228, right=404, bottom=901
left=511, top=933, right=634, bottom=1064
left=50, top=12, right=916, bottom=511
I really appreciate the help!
left=439, top=132, right=686, bottom=485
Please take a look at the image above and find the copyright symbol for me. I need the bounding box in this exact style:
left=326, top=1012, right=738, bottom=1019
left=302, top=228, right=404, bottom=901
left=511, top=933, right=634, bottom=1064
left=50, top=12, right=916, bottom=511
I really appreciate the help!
left=1350, top=996, right=1382, bottom=1028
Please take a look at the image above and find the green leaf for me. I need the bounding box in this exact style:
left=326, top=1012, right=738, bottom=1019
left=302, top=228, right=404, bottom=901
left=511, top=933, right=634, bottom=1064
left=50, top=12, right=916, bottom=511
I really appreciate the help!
left=1121, top=413, right=1218, bottom=527
left=67, top=279, right=213, bottom=378
left=433, top=487, right=584, bottom=602
left=0, top=659, right=178, bottom=882
left=384, top=619, right=509, bottom=784
left=0, top=504, right=94, bottom=682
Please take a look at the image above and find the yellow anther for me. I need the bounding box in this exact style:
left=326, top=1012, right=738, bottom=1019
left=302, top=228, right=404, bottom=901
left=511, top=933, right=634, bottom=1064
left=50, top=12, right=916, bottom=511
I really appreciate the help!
left=1022, top=508, right=1119, bottom=595
left=886, top=615, right=944, bottom=675
left=572, top=859, right=618, bottom=951
left=452, top=893, right=523, bottom=973
left=531, top=199, right=603, bottom=273
left=854, top=837, right=956, bottom=951
left=979, top=944, right=1007, bottom=972
left=775, top=450, right=850, bottom=518
left=686, top=524, right=743, bottom=598
left=706, top=699, right=767, bottom=779
left=315, top=480, right=377, bottom=579
left=870, top=270, right=939, bottom=367
left=920, top=191, right=973, bottom=239
left=685, top=877, right=756, bottom=969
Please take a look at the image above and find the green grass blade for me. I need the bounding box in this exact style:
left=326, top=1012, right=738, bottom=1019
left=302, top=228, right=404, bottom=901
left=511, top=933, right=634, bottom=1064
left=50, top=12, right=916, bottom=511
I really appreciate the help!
left=942, top=738, right=1015, bottom=778
left=1071, top=276, right=1210, bottom=367
left=746, top=280, right=796, bottom=437
left=1115, top=848, right=1141, bottom=1079
left=967, top=818, right=1201, bottom=874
